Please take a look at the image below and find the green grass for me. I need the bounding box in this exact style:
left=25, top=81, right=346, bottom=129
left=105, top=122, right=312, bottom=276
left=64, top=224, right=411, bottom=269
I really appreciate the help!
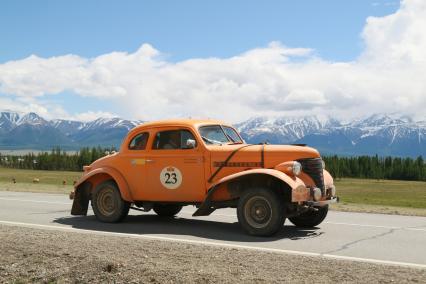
left=335, top=178, right=426, bottom=209
left=0, top=167, right=82, bottom=185
left=0, top=167, right=82, bottom=194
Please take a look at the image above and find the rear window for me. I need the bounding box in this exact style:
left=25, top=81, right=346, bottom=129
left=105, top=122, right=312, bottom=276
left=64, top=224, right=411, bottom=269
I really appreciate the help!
left=128, top=132, right=149, bottom=150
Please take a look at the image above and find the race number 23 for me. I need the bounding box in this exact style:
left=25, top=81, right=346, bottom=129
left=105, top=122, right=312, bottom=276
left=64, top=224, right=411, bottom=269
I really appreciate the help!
left=160, top=166, right=182, bottom=189
left=164, top=172, right=177, bottom=184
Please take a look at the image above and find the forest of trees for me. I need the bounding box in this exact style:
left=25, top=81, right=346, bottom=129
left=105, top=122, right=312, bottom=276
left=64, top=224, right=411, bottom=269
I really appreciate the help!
left=323, top=155, right=425, bottom=181
left=0, top=146, right=116, bottom=172
left=0, top=147, right=425, bottom=182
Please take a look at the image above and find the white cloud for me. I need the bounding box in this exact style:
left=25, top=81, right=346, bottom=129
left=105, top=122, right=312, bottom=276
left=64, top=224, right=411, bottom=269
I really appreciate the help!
left=361, top=0, right=426, bottom=64
left=0, top=0, right=425, bottom=122
left=0, top=97, right=66, bottom=119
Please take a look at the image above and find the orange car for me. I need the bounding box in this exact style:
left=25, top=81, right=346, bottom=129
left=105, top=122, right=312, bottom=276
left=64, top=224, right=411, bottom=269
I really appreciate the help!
left=70, top=119, right=337, bottom=236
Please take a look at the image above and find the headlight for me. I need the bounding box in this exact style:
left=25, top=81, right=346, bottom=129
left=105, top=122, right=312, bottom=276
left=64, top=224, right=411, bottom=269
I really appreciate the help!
left=292, top=161, right=302, bottom=176
left=313, top=187, right=322, bottom=201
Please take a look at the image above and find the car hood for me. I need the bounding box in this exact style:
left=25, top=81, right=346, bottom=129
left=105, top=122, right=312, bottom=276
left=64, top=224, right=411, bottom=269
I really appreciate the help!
left=208, top=144, right=320, bottom=167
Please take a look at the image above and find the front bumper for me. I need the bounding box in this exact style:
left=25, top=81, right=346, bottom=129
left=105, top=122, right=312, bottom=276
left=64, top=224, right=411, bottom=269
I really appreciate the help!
left=304, top=196, right=339, bottom=207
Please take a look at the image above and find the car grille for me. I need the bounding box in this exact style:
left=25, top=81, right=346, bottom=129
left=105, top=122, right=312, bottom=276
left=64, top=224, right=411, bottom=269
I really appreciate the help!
left=297, top=158, right=325, bottom=194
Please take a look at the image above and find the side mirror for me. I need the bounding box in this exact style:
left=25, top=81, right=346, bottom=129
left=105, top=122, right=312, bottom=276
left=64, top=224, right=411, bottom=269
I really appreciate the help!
left=185, top=139, right=196, bottom=149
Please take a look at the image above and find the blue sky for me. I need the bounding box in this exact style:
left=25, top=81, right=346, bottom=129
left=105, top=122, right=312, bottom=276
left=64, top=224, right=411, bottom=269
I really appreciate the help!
left=2, top=0, right=425, bottom=122
left=0, top=0, right=398, bottom=63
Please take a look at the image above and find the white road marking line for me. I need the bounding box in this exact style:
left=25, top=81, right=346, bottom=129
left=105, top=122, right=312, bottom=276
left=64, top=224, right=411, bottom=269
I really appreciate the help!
left=0, top=220, right=425, bottom=269
left=324, top=221, right=426, bottom=232
left=0, top=197, right=71, bottom=205
left=1, top=197, right=425, bottom=232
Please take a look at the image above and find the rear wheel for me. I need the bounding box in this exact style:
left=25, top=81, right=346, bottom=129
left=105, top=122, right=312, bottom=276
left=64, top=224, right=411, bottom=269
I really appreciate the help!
left=237, top=188, right=285, bottom=236
left=92, top=180, right=130, bottom=223
left=153, top=204, right=182, bottom=217
left=289, top=205, right=328, bottom=228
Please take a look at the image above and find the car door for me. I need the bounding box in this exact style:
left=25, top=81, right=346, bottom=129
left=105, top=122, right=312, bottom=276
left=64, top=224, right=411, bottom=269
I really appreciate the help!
left=145, top=127, right=205, bottom=202
left=119, top=131, right=150, bottom=200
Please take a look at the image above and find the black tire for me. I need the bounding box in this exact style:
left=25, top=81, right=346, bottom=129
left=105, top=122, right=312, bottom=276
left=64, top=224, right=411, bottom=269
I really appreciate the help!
left=91, top=180, right=130, bottom=223
left=237, top=188, right=285, bottom=237
left=289, top=205, right=329, bottom=228
left=153, top=204, right=182, bottom=217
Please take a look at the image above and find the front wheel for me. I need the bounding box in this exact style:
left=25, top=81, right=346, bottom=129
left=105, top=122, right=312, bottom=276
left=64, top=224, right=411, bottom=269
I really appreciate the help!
left=91, top=180, right=130, bottom=223
left=153, top=204, right=182, bottom=217
left=288, top=205, right=329, bottom=228
left=237, top=188, right=285, bottom=237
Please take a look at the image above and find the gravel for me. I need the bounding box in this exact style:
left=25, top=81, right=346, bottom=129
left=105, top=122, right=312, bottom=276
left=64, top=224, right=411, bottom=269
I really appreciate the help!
left=0, top=225, right=425, bottom=283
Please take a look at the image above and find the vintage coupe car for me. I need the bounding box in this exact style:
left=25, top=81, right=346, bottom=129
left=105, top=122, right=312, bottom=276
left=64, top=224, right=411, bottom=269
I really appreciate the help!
left=70, top=119, right=337, bottom=236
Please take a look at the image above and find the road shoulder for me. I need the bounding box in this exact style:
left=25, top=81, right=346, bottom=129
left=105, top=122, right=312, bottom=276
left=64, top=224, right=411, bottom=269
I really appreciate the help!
left=1, top=224, right=425, bottom=283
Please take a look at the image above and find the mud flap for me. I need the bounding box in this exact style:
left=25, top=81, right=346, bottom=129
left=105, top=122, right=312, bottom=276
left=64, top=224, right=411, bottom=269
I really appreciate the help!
left=71, top=182, right=91, bottom=216
left=193, top=204, right=216, bottom=216
left=193, top=185, right=218, bottom=216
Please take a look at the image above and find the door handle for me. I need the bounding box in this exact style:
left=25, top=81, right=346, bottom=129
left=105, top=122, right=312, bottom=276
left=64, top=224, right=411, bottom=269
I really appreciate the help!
left=145, top=159, right=154, bottom=163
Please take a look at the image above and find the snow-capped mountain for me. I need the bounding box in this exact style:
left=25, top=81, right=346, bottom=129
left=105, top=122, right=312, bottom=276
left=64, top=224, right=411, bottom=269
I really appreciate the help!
left=50, top=119, right=85, bottom=136
left=235, top=115, right=341, bottom=144
left=0, top=111, right=144, bottom=150
left=0, top=111, right=20, bottom=133
left=0, top=111, right=424, bottom=157
left=237, top=114, right=426, bottom=157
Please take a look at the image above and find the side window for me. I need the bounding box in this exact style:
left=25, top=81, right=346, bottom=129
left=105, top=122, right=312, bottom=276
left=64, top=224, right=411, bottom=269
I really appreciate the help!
left=153, top=129, right=197, bottom=150
left=128, top=132, right=149, bottom=150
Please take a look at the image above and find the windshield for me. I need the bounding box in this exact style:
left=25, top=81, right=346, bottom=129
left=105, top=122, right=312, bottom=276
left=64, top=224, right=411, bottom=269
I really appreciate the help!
left=199, top=125, right=243, bottom=145
left=223, top=126, right=243, bottom=143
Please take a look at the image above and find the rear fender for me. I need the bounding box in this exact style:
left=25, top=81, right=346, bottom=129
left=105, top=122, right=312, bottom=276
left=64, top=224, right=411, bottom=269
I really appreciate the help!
left=71, top=167, right=133, bottom=216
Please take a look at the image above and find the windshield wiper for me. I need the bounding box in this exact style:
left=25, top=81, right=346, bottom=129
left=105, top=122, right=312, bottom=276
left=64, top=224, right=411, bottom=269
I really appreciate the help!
left=223, top=132, right=244, bottom=144
left=202, top=136, right=222, bottom=145
left=224, top=132, right=236, bottom=143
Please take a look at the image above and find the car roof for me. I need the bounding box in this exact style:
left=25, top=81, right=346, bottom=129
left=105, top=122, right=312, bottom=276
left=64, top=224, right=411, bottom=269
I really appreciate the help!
left=131, top=119, right=229, bottom=132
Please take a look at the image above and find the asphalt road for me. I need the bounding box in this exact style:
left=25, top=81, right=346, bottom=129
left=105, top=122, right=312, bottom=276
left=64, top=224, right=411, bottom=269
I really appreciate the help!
left=0, top=191, right=425, bottom=269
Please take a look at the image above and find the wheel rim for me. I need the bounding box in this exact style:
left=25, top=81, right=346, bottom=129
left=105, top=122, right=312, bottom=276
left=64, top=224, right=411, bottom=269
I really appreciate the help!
left=97, top=187, right=117, bottom=216
left=244, top=196, right=273, bottom=229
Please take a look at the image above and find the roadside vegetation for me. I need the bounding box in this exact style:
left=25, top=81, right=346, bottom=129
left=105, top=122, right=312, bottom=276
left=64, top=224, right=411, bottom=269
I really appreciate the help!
left=0, top=167, right=82, bottom=185
left=0, top=146, right=115, bottom=172
left=334, top=178, right=426, bottom=208
left=332, top=178, right=426, bottom=216
left=323, top=155, right=425, bottom=181
left=0, top=167, right=81, bottom=194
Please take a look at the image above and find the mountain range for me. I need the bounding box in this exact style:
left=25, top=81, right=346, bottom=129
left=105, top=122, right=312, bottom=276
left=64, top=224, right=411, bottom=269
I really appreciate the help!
left=0, top=111, right=425, bottom=157
left=235, top=114, right=426, bottom=157
left=0, top=111, right=142, bottom=150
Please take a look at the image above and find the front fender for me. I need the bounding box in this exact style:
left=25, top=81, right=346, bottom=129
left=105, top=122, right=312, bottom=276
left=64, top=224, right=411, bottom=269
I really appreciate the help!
left=210, top=168, right=308, bottom=201
left=193, top=169, right=309, bottom=216
left=323, top=169, right=334, bottom=188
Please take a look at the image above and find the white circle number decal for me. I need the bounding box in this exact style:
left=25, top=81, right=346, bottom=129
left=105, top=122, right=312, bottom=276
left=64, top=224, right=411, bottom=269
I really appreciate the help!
left=160, top=166, right=182, bottom=189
